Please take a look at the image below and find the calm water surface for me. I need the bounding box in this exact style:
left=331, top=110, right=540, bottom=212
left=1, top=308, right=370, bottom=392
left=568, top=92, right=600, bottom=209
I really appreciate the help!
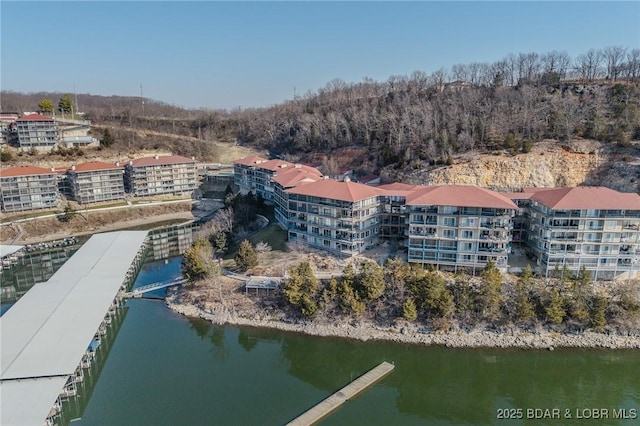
left=75, top=258, right=639, bottom=425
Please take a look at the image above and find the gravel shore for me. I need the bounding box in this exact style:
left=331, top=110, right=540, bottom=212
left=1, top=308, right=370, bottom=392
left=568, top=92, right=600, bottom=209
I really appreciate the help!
left=166, top=294, right=640, bottom=350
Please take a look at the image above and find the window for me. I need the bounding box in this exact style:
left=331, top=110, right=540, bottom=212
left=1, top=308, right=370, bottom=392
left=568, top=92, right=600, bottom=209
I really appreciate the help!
left=443, top=229, right=456, bottom=239
left=461, top=230, right=474, bottom=239
left=443, top=217, right=457, bottom=227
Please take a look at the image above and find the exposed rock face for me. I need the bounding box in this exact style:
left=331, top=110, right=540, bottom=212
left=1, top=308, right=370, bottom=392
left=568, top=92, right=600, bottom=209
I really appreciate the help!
left=401, top=143, right=603, bottom=192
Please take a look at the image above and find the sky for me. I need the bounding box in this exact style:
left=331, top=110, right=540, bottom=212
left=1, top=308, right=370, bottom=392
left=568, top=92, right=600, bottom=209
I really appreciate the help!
left=1, top=1, right=639, bottom=110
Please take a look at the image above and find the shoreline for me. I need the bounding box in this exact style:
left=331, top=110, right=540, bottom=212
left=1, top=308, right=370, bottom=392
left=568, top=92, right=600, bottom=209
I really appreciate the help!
left=165, top=294, right=640, bottom=350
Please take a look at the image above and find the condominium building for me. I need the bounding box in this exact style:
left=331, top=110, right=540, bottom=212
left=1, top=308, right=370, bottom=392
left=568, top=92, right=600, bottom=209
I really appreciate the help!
left=271, top=166, right=323, bottom=227
left=15, top=114, right=58, bottom=149
left=0, top=166, right=60, bottom=213
left=513, top=187, right=640, bottom=280
left=232, top=155, right=640, bottom=278
left=233, top=156, right=318, bottom=202
left=66, top=161, right=125, bottom=204
left=405, top=186, right=517, bottom=271
left=285, top=178, right=383, bottom=256
left=124, top=155, right=199, bottom=197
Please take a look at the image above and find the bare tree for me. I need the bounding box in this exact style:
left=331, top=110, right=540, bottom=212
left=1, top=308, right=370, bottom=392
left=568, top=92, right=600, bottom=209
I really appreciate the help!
left=626, top=48, right=640, bottom=81
left=575, top=49, right=604, bottom=81
left=603, top=45, right=627, bottom=81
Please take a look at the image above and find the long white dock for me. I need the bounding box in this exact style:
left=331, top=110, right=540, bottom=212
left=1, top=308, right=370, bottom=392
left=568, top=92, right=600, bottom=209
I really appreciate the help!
left=0, top=231, right=148, bottom=426
left=287, top=361, right=395, bottom=426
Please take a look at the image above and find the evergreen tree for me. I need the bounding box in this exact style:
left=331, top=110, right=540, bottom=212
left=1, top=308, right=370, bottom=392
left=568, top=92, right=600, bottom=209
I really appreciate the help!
left=182, top=238, right=218, bottom=282
left=101, top=128, right=114, bottom=147
left=590, top=295, right=608, bottom=332
left=234, top=239, right=257, bottom=271
left=58, top=94, right=73, bottom=114
left=545, top=289, right=566, bottom=325
left=281, top=262, right=319, bottom=318
left=478, top=261, right=504, bottom=321
left=355, top=261, right=385, bottom=301
left=402, top=298, right=418, bottom=321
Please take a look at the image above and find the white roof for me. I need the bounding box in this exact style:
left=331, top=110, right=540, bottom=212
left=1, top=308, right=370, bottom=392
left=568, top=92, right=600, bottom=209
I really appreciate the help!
left=0, top=377, right=68, bottom=426
left=0, top=231, right=148, bottom=425
left=0, top=245, right=23, bottom=258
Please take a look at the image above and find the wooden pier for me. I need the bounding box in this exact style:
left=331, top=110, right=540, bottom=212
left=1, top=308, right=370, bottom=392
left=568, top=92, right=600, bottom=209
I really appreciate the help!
left=286, top=361, right=395, bottom=426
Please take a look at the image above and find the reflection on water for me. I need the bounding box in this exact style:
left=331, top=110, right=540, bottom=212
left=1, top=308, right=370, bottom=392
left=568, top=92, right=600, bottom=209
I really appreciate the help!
left=74, top=259, right=640, bottom=426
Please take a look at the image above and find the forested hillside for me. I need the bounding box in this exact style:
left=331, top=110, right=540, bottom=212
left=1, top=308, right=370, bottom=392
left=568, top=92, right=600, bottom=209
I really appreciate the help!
left=2, top=46, right=639, bottom=176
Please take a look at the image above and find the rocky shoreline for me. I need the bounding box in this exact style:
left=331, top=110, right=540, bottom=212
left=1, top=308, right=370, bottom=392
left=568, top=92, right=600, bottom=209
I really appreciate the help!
left=165, top=294, right=640, bottom=350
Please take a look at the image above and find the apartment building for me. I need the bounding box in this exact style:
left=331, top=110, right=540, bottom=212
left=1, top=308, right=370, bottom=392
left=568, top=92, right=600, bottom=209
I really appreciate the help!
left=233, top=156, right=319, bottom=202
left=67, top=161, right=125, bottom=204
left=0, top=165, right=60, bottom=213
left=271, top=166, right=323, bottom=227
left=15, top=114, right=58, bottom=149
left=285, top=178, right=383, bottom=256
left=514, top=187, right=640, bottom=280
left=124, top=155, right=198, bottom=197
left=405, top=186, right=517, bottom=272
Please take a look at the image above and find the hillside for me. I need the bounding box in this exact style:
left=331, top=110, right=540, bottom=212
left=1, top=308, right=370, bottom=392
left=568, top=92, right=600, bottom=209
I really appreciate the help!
left=2, top=75, right=639, bottom=193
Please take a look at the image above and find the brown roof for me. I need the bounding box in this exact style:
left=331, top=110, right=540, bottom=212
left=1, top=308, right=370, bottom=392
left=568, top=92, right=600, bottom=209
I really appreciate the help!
left=128, top=155, right=197, bottom=167
left=405, top=185, right=518, bottom=209
left=502, top=191, right=535, bottom=200
left=272, top=168, right=322, bottom=188
left=0, top=165, right=57, bottom=178
left=529, top=187, right=640, bottom=210
left=70, top=161, right=123, bottom=173
left=285, top=179, right=382, bottom=202
left=16, top=114, right=54, bottom=122
left=233, top=156, right=268, bottom=166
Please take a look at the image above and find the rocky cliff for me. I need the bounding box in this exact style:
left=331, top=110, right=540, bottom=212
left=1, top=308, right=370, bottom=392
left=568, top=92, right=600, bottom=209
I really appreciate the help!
left=394, top=140, right=639, bottom=193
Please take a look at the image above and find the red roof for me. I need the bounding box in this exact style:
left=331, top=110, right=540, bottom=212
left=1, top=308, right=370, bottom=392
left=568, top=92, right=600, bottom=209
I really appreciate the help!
left=128, top=155, right=197, bottom=167
left=285, top=179, right=382, bottom=202
left=0, top=165, right=57, bottom=178
left=70, top=161, right=123, bottom=173
left=16, top=114, right=54, bottom=122
left=272, top=168, right=322, bottom=188
left=529, top=187, right=640, bottom=210
left=378, top=182, right=421, bottom=191
left=405, top=185, right=518, bottom=209
left=233, top=156, right=268, bottom=166
left=255, top=159, right=296, bottom=172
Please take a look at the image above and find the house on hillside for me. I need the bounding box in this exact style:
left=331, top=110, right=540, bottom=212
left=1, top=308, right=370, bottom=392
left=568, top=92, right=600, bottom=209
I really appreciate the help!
left=124, top=155, right=199, bottom=197
left=57, top=117, right=99, bottom=148
left=67, top=161, right=125, bottom=204
left=0, top=165, right=60, bottom=212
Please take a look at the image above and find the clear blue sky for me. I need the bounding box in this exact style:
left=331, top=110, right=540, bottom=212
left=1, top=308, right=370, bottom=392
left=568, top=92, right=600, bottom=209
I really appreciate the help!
left=2, top=1, right=639, bottom=110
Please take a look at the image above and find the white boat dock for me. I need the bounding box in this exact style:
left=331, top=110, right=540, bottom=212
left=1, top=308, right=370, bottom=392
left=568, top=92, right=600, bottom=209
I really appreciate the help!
left=0, top=231, right=148, bottom=426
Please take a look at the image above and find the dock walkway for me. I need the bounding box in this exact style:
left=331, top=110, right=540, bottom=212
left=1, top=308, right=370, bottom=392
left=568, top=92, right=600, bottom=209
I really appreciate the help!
left=287, top=361, right=395, bottom=426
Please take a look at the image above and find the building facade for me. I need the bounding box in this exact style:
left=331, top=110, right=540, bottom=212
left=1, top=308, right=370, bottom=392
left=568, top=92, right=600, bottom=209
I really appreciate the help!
left=405, top=186, right=517, bottom=272
left=285, top=179, right=383, bottom=256
left=233, top=155, right=640, bottom=278
left=15, top=114, right=58, bottom=149
left=67, top=162, right=125, bottom=204
left=515, top=187, right=640, bottom=280
left=124, top=155, right=199, bottom=197
left=0, top=166, right=60, bottom=213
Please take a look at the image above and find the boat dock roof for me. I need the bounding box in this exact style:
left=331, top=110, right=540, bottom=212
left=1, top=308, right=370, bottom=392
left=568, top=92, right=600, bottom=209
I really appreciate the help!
left=0, top=231, right=148, bottom=426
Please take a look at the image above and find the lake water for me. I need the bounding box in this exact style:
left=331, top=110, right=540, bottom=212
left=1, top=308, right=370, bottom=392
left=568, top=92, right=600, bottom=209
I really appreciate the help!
left=68, top=258, right=640, bottom=425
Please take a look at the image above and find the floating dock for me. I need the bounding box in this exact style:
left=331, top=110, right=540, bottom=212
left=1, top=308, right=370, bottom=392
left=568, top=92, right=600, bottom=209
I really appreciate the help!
left=287, top=361, right=395, bottom=426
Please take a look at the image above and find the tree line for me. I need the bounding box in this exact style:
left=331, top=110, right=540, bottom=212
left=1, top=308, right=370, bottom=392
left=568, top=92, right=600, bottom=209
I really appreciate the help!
left=2, top=46, right=639, bottom=172
left=281, top=260, right=640, bottom=335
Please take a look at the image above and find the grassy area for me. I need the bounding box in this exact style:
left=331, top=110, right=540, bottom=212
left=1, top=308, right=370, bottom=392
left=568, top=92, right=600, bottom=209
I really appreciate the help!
left=247, top=223, right=288, bottom=252
left=81, top=201, right=127, bottom=210
left=0, top=210, right=62, bottom=224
